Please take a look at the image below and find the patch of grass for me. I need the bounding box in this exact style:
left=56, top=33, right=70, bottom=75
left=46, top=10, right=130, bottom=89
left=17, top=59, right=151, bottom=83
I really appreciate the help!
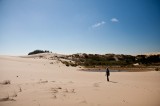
left=61, top=61, right=77, bottom=67
left=19, top=86, right=22, bottom=92
left=0, top=94, right=15, bottom=102
left=0, top=95, right=9, bottom=102
left=12, top=91, right=17, bottom=97
left=39, top=79, right=48, bottom=83
left=0, top=80, right=11, bottom=85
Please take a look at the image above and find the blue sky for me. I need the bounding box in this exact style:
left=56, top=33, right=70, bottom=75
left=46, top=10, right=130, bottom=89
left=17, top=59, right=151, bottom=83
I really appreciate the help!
left=0, top=0, right=160, bottom=55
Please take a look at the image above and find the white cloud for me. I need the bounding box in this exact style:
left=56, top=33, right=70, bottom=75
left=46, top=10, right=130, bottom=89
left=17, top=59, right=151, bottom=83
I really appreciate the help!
left=92, top=21, right=106, bottom=28
left=111, top=18, right=119, bottom=22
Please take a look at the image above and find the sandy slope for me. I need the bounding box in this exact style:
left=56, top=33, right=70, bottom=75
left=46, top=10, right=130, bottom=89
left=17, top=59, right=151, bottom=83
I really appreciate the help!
left=0, top=55, right=160, bottom=106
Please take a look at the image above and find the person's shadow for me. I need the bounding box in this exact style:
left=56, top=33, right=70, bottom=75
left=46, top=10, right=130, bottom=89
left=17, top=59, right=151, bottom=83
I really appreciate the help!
left=109, top=81, right=118, bottom=83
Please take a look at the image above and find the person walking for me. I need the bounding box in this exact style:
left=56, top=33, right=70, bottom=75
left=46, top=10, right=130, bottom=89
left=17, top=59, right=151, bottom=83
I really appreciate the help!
left=105, top=68, right=110, bottom=81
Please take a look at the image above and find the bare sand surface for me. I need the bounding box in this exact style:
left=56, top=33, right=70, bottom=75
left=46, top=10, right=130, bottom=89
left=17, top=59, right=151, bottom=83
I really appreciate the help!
left=0, top=55, right=160, bottom=106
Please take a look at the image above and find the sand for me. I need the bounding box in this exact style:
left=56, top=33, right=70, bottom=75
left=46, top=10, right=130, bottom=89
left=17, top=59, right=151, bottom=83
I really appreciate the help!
left=0, top=54, right=160, bottom=106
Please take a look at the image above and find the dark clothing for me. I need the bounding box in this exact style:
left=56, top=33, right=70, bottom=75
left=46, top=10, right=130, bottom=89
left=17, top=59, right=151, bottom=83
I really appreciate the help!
left=106, top=68, right=110, bottom=81
left=106, top=68, right=110, bottom=76
left=107, top=76, right=109, bottom=82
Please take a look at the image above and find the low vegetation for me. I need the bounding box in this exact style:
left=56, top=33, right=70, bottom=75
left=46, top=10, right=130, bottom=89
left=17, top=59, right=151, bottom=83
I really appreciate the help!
left=0, top=94, right=16, bottom=102
left=0, top=80, right=11, bottom=85
left=61, top=61, right=77, bottom=67
left=0, top=95, right=10, bottom=102
left=28, top=50, right=160, bottom=68
left=62, top=53, right=160, bottom=68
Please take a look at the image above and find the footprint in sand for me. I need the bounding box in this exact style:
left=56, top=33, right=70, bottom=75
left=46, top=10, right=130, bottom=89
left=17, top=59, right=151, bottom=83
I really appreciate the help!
left=122, top=99, right=128, bottom=103
left=52, top=94, right=57, bottom=99
left=50, top=87, right=76, bottom=99
left=51, top=81, right=56, bottom=83
left=68, top=81, right=74, bottom=84
left=79, top=100, right=87, bottom=104
left=93, top=83, right=100, bottom=87
left=63, top=88, right=76, bottom=93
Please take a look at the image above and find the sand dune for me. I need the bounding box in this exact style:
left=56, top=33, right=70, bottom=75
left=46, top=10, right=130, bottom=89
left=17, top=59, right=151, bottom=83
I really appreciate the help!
left=0, top=54, right=160, bottom=106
